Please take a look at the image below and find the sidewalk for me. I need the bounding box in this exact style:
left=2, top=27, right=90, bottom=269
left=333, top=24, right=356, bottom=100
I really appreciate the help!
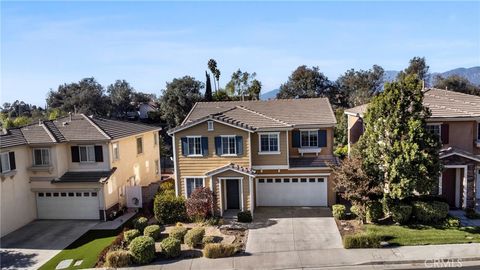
left=124, top=243, right=480, bottom=270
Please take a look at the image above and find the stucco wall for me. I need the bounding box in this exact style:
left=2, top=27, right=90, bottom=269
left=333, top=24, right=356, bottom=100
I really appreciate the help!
left=67, top=143, right=111, bottom=172
left=437, top=121, right=476, bottom=153
left=347, top=115, right=363, bottom=146
left=105, top=131, right=160, bottom=209
left=174, top=121, right=251, bottom=198
left=1, top=146, right=37, bottom=237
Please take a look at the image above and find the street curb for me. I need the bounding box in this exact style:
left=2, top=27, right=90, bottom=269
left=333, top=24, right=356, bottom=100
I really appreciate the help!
left=358, top=256, right=480, bottom=266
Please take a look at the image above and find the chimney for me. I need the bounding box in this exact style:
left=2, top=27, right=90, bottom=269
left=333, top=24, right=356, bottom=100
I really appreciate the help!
left=38, top=119, right=42, bottom=126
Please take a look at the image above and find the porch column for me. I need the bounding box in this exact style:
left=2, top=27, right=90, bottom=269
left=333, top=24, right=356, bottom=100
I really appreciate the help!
left=249, top=176, right=254, bottom=216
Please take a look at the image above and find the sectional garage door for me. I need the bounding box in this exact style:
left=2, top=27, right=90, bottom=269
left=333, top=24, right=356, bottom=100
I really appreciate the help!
left=256, top=177, right=328, bottom=206
left=36, top=191, right=100, bottom=220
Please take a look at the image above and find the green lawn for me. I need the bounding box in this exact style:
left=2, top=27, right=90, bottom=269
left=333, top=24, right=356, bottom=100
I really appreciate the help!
left=39, top=230, right=117, bottom=270
left=365, top=224, right=480, bottom=246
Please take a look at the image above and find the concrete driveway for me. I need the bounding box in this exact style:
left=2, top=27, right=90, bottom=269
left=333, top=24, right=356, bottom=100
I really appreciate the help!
left=0, top=220, right=98, bottom=270
left=246, top=207, right=343, bottom=253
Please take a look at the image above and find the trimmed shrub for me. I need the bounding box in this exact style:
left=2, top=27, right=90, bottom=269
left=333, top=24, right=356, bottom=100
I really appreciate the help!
left=237, top=211, right=253, bottom=223
left=332, top=204, right=346, bottom=220
left=366, top=201, right=383, bottom=223
left=128, top=236, right=156, bottom=264
left=185, top=227, right=206, bottom=248
left=159, top=181, right=175, bottom=194
left=105, top=250, right=131, bottom=268
left=160, top=237, right=181, bottom=258
left=203, top=243, right=236, bottom=258
left=133, top=217, right=149, bottom=233
left=202, top=235, right=216, bottom=245
left=144, top=225, right=162, bottom=240
left=444, top=216, right=460, bottom=228
left=412, top=201, right=449, bottom=224
left=350, top=204, right=361, bottom=217
left=186, top=187, right=214, bottom=221
left=343, top=234, right=382, bottom=249
left=390, top=204, right=412, bottom=224
left=169, top=226, right=188, bottom=242
left=154, top=192, right=187, bottom=224
left=124, top=229, right=141, bottom=243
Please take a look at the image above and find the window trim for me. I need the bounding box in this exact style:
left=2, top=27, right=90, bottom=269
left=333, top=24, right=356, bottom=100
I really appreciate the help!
left=33, top=148, right=51, bottom=167
left=186, top=136, right=203, bottom=157
left=112, top=142, right=120, bottom=161
left=207, top=121, right=214, bottom=131
left=155, top=159, right=160, bottom=175
left=184, top=177, right=205, bottom=197
left=153, top=132, right=158, bottom=146
left=220, top=135, right=237, bottom=156
left=426, top=123, right=442, bottom=141
left=78, top=145, right=96, bottom=163
left=0, top=152, right=11, bottom=173
left=300, top=129, right=319, bottom=148
left=136, top=136, right=144, bottom=155
left=258, top=132, right=280, bottom=155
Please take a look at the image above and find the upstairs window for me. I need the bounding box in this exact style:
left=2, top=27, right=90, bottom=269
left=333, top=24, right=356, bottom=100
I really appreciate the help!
left=136, top=137, right=143, bottom=155
left=112, top=142, right=120, bottom=160
left=186, top=177, right=204, bottom=197
left=153, top=132, right=158, bottom=145
left=300, top=130, right=318, bottom=147
left=0, top=152, right=11, bottom=173
left=208, top=121, right=214, bottom=131
left=259, top=133, right=279, bottom=153
left=33, top=148, right=50, bottom=166
left=79, top=145, right=95, bottom=162
left=426, top=124, right=441, bottom=141
left=221, top=136, right=237, bottom=155
left=188, top=136, right=202, bottom=156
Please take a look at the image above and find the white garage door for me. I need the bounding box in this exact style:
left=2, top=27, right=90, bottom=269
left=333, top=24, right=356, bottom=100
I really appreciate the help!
left=256, top=177, right=328, bottom=206
left=36, top=191, right=100, bottom=220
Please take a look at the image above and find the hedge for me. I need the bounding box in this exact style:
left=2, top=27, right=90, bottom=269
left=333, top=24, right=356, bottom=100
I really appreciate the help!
left=124, top=229, right=141, bottom=243
left=237, top=211, right=253, bottom=223
left=144, top=225, right=162, bottom=240
left=332, top=204, right=346, bottom=220
left=412, top=201, right=449, bottom=224
left=343, top=234, right=382, bottom=249
left=184, top=227, right=205, bottom=248
left=169, top=226, right=188, bottom=243
left=160, top=237, right=181, bottom=258
left=203, top=243, right=236, bottom=258
left=105, top=250, right=131, bottom=268
left=128, top=236, right=156, bottom=264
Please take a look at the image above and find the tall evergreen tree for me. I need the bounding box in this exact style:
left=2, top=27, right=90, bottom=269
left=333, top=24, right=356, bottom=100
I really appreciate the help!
left=397, top=56, right=429, bottom=83
left=357, top=75, right=441, bottom=201
left=205, top=71, right=213, bottom=101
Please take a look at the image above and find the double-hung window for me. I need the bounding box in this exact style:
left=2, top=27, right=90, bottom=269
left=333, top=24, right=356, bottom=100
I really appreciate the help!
left=33, top=148, right=50, bottom=166
left=185, top=177, right=204, bottom=197
left=187, top=136, right=202, bottom=156
left=0, top=152, right=11, bottom=173
left=136, top=137, right=143, bottom=155
left=300, top=130, right=318, bottom=147
left=259, top=133, right=279, bottom=153
left=221, top=136, right=236, bottom=155
left=426, top=124, right=441, bottom=141
left=79, top=145, right=95, bottom=163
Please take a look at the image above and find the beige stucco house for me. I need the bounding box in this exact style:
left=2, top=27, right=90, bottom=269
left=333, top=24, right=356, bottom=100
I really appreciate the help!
left=0, top=114, right=161, bottom=237
left=168, top=98, right=338, bottom=216
left=345, top=88, right=480, bottom=210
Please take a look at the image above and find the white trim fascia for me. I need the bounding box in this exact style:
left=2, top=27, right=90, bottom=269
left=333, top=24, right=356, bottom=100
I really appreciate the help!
left=344, top=111, right=362, bottom=117
left=40, top=123, right=58, bottom=143
left=288, top=167, right=331, bottom=170
left=257, top=151, right=281, bottom=155
left=256, top=127, right=293, bottom=132
left=181, top=102, right=198, bottom=125
left=173, top=134, right=179, bottom=196
left=293, top=124, right=336, bottom=129
left=205, top=167, right=255, bottom=178
left=171, top=117, right=254, bottom=135
left=428, top=117, right=480, bottom=122
left=183, top=177, right=206, bottom=198
left=441, top=152, right=480, bottom=162
left=252, top=165, right=289, bottom=170
left=256, top=173, right=331, bottom=177
left=81, top=114, right=112, bottom=140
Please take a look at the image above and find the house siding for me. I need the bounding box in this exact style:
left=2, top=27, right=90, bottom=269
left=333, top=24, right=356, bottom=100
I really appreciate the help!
left=251, top=131, right=288, bottom=166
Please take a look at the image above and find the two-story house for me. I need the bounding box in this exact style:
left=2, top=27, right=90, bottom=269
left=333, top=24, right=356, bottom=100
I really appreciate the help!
left=168, top=98, right=338, bottom=216
left=345, top=88, right=480, bottom=210
left=0, top=114, right=161, bottom=237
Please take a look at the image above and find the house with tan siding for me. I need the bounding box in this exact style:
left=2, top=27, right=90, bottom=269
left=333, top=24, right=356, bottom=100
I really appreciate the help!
left=168, top=98, right=338, bottom=216
left=345, top=88, right=480, bottom=210
left=0, top=114, right=161, bottom=237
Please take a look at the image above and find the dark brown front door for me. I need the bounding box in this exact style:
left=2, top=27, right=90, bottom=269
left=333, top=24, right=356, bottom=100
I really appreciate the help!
left=226, top=179, right=240, bottom=209
left=442, top=168, right=456, bottom=208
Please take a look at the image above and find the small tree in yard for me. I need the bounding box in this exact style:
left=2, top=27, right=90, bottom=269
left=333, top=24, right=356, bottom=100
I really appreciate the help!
left=186, top=187, right=214, bottom=221
left=333, top=157, right=383, bottom=222
left=357, top=75, right=441, bottom=205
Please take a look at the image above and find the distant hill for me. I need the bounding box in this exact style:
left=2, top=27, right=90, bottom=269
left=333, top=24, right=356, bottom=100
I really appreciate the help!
left=260, top=88, right=279, bottom=100
left=261, top=67, right=479, bottom=100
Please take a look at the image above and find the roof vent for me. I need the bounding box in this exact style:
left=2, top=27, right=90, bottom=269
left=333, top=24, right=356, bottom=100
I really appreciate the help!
left=62, top=122, right=69, bottom=126
left=38, top=119, right=42, bottom=126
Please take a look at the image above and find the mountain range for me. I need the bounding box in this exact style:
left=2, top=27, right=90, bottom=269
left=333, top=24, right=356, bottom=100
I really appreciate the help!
left=260, top=66, right=480, bottom=100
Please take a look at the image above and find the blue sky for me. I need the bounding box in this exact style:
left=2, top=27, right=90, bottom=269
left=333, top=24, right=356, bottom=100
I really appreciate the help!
left=2, top=1, right=479, bottom=106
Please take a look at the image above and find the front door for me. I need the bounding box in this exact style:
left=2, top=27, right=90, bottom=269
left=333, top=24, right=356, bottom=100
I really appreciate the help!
left=226, top=179, right=240, bottom=209
left=442, top=168, right=457, bottom=208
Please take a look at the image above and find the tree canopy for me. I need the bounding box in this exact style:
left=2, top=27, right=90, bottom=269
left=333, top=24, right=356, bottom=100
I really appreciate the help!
left=433, top=74, right=480, bottom=96
left=397, top=56, right=429, bottom=82
left=356, top=75, right=441, bottom=200
left=225, top=69, right=261, bottom=100
left=336, top=65, right=384, bottom=107
left=277, top=66, right=336, bottom=100
left=159, top=76, right=204, bottom=129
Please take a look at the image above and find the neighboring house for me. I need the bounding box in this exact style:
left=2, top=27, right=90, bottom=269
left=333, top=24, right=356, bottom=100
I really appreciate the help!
left=168, top=98, right=338, bottom=216
left=139, top=102, right=157, bottom=120
left=345, top=88, right=480, bottom=210
left=0, top=114, right=161, bottom=237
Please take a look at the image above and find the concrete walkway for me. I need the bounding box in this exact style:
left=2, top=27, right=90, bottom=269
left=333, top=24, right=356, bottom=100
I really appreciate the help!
left=128, top=243, right=480, bottom=270
left=93, top=211, right=136, bottom=230
left=449, top=210, right=480, bottom=227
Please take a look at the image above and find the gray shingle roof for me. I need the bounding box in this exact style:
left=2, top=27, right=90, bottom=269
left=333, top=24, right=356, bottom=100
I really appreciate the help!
left=170, top=98, right=336, bottom=134
left=345, top=88, right=480, bottom=118
left=0, top=129, right=27, bottom=148
left=90, top=117, right=161, bottom=140
left=20, top=124, right=55, bottom=144
left=52, top=170, right=113, bottom=183
left=51, top=114, right=109, bottom=141
left=289, top=156, right=339, bottom=168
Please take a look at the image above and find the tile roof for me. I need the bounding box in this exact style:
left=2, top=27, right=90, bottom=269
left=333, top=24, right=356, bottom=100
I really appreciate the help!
left=170, top=98, right=336, bottom=134
left=344, top=88, right=480, bottom=118
left=89, top=117, right=161, bottom=140
left=0, top=129, right=27, bottom=148
left=289, top=156, right=339, bottom=168
left=439, top=147, right=480, bottom=162
left=0, top=114, right=161, bottom=148
left=205, top=163, right=256, bottom=177
left=52, top=170, right=114, bottom=183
